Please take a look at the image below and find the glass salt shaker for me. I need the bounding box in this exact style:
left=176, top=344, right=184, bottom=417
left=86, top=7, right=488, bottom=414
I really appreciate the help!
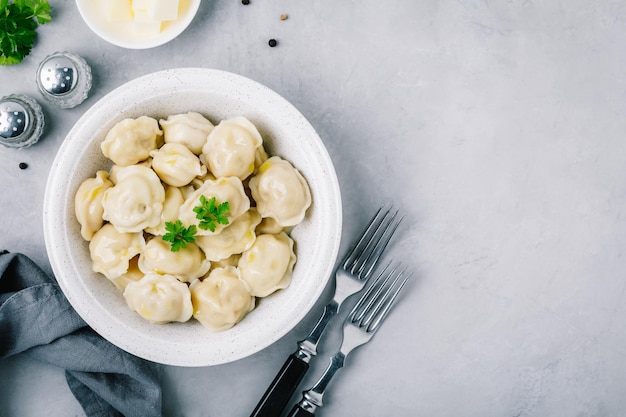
left=36, top=51, right=92, bottom=109
left=0, top=94, right=45, bottom=149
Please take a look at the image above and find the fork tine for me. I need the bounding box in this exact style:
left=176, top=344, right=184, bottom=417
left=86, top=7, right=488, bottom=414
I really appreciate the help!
left=350, top=262, right=394, bottom=323
left=343, top=206, right=403, bottom=280
left=342, top=206, right=385, bottom=270
left=353, top=210, right=403, bottom=279
left=350, top=263, right=410, bottom=332
left=365, top=271, right=409, bottom=332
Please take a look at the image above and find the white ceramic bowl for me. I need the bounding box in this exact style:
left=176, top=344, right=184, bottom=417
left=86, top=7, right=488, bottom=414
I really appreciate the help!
left=43, top=68, right=342, bottom=366
left=75, top=0, right=201, bottom=49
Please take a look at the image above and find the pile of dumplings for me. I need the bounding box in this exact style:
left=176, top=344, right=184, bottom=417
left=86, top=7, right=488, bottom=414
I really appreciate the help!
left=74, top=112, right=312, bottom=331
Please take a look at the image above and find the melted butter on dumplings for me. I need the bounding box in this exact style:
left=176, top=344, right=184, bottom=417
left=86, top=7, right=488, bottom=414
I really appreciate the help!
left=102, top=165, right=165, bottom=233
left=202, top=116, right=263, bottom=180
left=75, top=170, right=113, bottom=241
left=238, top=232, right=296, bottom=297
left=160, top=112, right=214, bottom=155
left=195, top=208, right=261, bottom=261
left=89, top=224, right=145, bottom=280
left=190, top=266, right=255, bottom=331
left=124, top=273, right=193, bottom=324
left=76, top=113, right=313, bottom=331
left=101, top=116, right=163, bottom=166
left=145, top=185, right=185, bottom=236
left=178, top=176, right=250, bottom=236
left=150, top=143, right=207, bottom=187
left=139, top=236, right=210, bottom=282
left=249, top=156, right=312, bottom=227
left=111, top=256, right=144, bottom=292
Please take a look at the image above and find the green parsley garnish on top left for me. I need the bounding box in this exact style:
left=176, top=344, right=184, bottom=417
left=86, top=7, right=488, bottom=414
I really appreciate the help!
left=0, top=0, right=52, bottom=66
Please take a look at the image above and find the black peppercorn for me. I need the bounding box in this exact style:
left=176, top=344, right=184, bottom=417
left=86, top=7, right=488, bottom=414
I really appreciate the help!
left=19, top=162, right=28, bottom=169
left=268, top=39, right=278, bottom=47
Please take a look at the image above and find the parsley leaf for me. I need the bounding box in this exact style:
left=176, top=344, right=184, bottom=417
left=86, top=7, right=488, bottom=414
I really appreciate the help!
left=193, top=195, right=231, bottom=232
left=0, top=0, right=51, bottom=66
left=162, top=220, right=197, bottom=252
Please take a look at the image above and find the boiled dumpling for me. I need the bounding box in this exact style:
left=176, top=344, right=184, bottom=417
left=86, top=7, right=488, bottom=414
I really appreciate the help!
left=150, top=143, right=207, bottom=187
left=89, top=223, right=145, bottom=280
left=249, top=156, right=311, bottom=227
left=74, top=170, right=113, bottom=240
left=195, top=209, right=262, bottom=261
left=190, top=266, right=255, bottom=331
left=178, top=176, right=250, bottom=236
left=160, top=112, right=214, bottom=154
left=145, top=185, right=185, bottom=235
left=254, top=144, right=269, bottom=174
left=255, top=216, right=285, bottom=235
left=187, top=171, right=217, bottom=195
left=110, top=256, right=144, bottom=292
left=109, top=158, right=153, bottom=184
left=102, top=165, right=165, bottom=233
left=202, top=116, right=263, bottom=180
left=210, top=253, right=241, bottom=270
left=123, top=273, right=193, bottom=324
left=101, top=116, right=163, bottom=166
left=238, top=232, right=296, bottom=297
left=138, top=236, right=210, bottom=283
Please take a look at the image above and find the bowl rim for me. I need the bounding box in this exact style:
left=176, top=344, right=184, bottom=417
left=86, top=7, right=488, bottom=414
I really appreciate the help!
left=43, top=68, right=342, bottom=366
left=74, top=0, right=201, bottom=49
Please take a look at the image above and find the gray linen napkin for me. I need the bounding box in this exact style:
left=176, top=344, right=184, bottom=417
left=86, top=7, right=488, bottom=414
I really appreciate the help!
left=0, top=251, right=162, bottom=417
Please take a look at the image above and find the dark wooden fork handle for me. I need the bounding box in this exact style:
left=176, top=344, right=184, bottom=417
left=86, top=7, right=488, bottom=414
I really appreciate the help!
left=249, top=353, right=309, bottom=417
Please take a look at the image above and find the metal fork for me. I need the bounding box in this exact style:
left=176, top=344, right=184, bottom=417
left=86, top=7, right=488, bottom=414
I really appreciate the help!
left=286, top=264, right=410, bottom=417
left=249, top=206, right=403, bottom=417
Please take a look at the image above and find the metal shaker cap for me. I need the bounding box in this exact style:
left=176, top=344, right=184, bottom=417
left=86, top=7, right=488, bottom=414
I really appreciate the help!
left=0, top=94, right=45, bottom=148
left=0, top=100, right=29, bottom=138
left=36, top=51, right=92, bottom=108
left=38, top=55, right=79, bottom=95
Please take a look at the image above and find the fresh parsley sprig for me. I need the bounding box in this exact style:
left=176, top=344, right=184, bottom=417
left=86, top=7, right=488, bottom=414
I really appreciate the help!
left=161, top=196, right=230, bottom=252
left=0, top=0, right=52, bottom=66
left=193, top=195, right=230, bottom=232
left=162, top=220, right=197, bottom=252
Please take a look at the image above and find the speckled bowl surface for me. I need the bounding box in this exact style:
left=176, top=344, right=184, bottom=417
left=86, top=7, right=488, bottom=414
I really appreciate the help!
left=43, top=68, right=342, bottom=366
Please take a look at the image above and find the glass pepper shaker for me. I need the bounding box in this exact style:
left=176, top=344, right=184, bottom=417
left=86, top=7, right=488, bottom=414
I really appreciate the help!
left=0, top=94, right=45, bottom=149
left=36, top=51, right=92, bottom=109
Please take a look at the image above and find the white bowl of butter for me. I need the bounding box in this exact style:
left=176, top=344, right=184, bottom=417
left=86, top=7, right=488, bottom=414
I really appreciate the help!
left=76, top=0, right=201, bottom=49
